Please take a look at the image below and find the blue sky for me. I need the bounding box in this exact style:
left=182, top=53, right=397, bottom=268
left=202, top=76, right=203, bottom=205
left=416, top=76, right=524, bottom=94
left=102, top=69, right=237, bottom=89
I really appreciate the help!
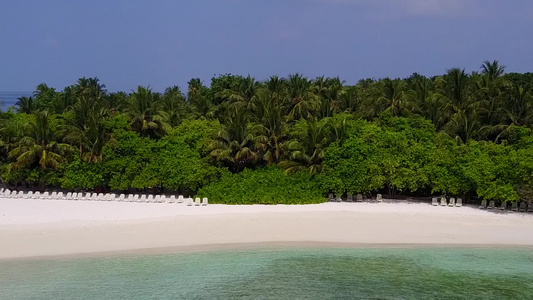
left=1, top=0, right=532, bottom=92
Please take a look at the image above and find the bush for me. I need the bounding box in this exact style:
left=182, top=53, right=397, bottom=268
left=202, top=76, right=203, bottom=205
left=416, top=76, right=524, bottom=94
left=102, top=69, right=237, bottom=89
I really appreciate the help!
left=321, top=117, right=433, bottom=197
left=61, top=159, right=105, bottom=189
left=196, top=167, right=325, bottom=204
left=101, top=128, right=225, bottom=193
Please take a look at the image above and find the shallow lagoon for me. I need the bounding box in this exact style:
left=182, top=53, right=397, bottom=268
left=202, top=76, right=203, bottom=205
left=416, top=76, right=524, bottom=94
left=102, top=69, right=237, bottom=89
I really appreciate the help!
left=1, top=247, right=533, bottom=299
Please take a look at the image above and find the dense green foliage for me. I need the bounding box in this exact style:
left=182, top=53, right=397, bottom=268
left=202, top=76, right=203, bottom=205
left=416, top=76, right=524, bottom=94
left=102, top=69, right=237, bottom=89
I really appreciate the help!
left=320, top=117, right=533, bottom=201
left=1, top=61, right=533, bottom=203
left=197, top=167, right=323, bottom=204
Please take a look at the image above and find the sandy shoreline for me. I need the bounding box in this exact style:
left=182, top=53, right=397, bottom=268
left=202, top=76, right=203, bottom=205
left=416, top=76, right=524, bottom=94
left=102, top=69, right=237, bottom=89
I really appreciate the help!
left=1, top=198, right=532, bottom=259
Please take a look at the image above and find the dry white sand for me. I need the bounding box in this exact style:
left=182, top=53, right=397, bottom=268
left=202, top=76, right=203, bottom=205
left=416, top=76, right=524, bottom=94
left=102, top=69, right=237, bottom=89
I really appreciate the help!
left=1, top=198, right=532, bottom=259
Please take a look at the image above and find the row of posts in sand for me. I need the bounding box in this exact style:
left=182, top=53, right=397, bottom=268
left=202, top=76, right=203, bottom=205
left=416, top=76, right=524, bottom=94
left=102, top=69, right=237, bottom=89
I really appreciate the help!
left=0, top=188, right=208, bottom=206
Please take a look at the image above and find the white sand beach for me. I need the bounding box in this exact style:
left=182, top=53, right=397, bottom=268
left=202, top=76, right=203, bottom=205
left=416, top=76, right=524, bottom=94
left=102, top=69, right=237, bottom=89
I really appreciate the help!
left=1, top=198, right=532, bottom=259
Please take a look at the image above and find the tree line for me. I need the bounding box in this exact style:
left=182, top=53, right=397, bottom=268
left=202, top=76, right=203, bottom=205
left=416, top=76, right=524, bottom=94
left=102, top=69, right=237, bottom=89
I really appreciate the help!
left=1, top=60, right=533, bottom=203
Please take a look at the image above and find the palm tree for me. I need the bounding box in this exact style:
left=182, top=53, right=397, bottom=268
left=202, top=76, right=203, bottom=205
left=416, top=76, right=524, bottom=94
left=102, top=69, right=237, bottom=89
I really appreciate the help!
left=61, top=102, right=112, bottom=163
left=475, top=61, right=512, bottom=139
left=312, top=76, right=329, bottom=117
left=436, top=68, right=488, bottom=143
left=279, top=118, right=330, bottom=175
left=418, top=93, right=449, bottom=132
left=313, top=77, right=346, bottom=119
left=54, top=86, right=78, bottom=114
left=60, top=97, right=91, bottom=157
left=106, top=92, right=129, bottom=113
left=58, top=77, right=116, bottom=162
left=8, top=111, right=72, bottom=170
left=251, top=88, right=289, bottom=166
left=208, top=106, right=259, bottom=172
left=265, top=75, right=286, bottom=95
left=406, top=73, right=433, bottom=109
left=494, top=84, right=533, bottom=141
left=338, top=86, right=359, bottom=114
left=506, top=84, right=533, bottom=127
left=219, top=75, right=258, bottom=113
left=0, top=117, right=28, bottom=161
left=406, top=74, right=449, bottom=131
left=481, top=60, right=505, bottom=82
left=159, top=86, right=186, bottom=127
left=255, top=128, right=288, bottom=166
left=15, top=96, right=36, bottom=114
left=83, top=107, right=113, bottom=162
left=32, top=83, right=60, bottom=112
left=187, top=78, right=215, bottom=119
left=328, top=114, right=350, bottom=145
left=126, top=86, right=169, bottom=138
left=250, top=87, right=286, bottom=130
left=286, top=74, right=318, bottom=121
left=374, top=78, right=416, bottom=117
left=74, top=77, right=107, bottom=101
left=33, top=83, right=53, bottom=98
left=248, top=77, right=290, bottom=166
left=438, top=69, right=470, bottom=107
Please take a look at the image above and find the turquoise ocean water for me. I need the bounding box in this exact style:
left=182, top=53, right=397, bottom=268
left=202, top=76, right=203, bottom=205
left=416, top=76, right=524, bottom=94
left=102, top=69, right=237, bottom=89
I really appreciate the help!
left=1, top=247, right=533, bottom=299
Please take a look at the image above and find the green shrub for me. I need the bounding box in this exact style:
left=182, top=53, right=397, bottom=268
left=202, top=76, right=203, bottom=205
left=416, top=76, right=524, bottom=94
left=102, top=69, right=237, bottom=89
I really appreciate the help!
left=196, top=167, right=325, bottom=204
left=60, top=159, right=105, bottom=190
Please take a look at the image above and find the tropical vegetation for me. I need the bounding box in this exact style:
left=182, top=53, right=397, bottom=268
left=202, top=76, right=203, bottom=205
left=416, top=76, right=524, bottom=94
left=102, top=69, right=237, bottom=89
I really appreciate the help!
left=1, top=61, right=533, bottom=204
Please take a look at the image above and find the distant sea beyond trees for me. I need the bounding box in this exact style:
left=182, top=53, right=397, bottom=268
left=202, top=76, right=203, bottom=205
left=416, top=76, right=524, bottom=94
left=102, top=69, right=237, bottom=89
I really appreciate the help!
left=1, top=61, right=533, bottom=205
left=0, top=91, right=32, bottom=111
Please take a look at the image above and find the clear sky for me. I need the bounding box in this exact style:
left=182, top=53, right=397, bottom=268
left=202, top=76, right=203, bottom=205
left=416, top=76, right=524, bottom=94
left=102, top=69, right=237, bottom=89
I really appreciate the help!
left=1, top=0, right=532, bottom=92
